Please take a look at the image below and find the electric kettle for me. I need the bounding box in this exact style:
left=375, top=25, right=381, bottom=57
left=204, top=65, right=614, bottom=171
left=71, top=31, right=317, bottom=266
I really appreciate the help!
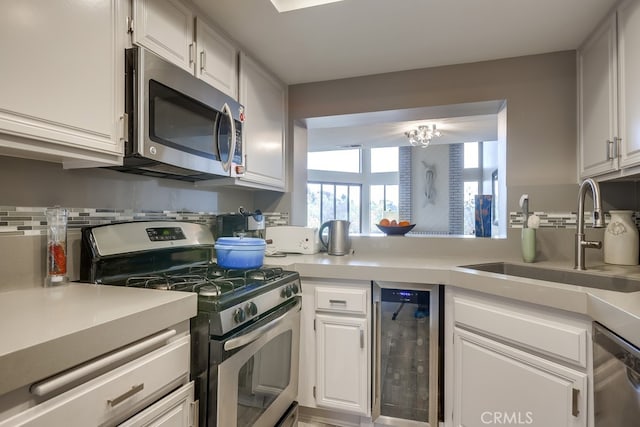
left=319, top=220, right=351, bottom=256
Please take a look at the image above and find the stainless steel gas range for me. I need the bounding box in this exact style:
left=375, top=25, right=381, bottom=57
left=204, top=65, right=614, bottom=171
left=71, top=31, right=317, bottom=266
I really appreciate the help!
left=80, top=221, right=300, bottom=427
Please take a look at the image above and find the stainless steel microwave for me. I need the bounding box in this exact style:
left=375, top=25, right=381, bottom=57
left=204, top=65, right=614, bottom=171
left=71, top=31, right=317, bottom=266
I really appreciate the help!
left=113, top=47, right=244, bottom=181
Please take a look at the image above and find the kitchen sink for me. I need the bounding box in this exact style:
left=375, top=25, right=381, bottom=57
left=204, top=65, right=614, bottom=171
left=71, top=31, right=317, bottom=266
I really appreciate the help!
left=460, top=262, right=640, bottom=293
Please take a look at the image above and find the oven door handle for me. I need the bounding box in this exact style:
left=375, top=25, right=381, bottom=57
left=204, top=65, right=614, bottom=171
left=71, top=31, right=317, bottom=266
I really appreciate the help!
left=224, top=300, right=300, bottom=352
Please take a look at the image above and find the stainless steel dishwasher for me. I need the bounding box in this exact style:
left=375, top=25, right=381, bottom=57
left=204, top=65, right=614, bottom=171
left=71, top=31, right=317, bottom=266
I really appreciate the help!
left=593, top=322, right=640, bottom=426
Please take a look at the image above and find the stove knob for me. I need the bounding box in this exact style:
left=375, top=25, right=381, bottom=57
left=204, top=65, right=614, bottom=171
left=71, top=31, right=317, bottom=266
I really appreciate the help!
left=290, top=283, right=300, bottom=294
left=281, top=286, right=292, bottom=299
left=233, top=307, right=246, bottom=324
left=245, top=302, right=258, bottom=317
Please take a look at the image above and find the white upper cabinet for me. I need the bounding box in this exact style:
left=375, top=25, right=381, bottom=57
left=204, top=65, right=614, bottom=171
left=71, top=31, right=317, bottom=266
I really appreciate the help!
left=195, top=18, right=238, bottom=99
left=578, top=14, right=618, bottom=178
left=132, top=0, right=239, bottom=98
left=0, top=0, right=125, bottom=167
left=133, top=0, right=195, bottom=74
left=578, top=0, right=640, bottom=179
left=617, top=0, right=640, bottom=169
left=239, top=53, right=287, bottom=191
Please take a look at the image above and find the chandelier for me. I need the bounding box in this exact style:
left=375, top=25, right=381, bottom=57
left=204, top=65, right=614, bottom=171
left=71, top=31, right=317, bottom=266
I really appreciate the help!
left=405, top=124, right=442, bottom=148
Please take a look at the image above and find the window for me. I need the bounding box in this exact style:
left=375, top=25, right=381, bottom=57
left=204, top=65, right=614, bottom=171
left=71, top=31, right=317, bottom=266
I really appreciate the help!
left=464, top=142, right=479, bottom=168
left=307, top=149, right=361, bottom=173
left=371, top=147, right=399, bottom=173
left=307, top=147, right=398, bottom=234
left=370, top=184, right=399, bottom=232
left=462, top=142, right=483, bottom=234
left=463, top=181, right=479, bottom=235
left=307, top=183, right=361, bottom=233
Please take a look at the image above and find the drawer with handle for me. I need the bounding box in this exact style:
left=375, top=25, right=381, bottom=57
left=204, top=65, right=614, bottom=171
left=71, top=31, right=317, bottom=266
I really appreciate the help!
left=315, top=286, right=368, bottom=315
left=0, top=333, right=190, bottom=427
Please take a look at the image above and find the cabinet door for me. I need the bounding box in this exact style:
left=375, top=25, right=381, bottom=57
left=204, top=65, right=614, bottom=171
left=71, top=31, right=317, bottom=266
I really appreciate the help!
left=618, top=0, right=640, bottom=169
left=0, top=337, right=190, bottom=427
left=239, top=53, right=286, bottom=190
left=297, top=280, right=317, bottom=408
left=118, top=382, right=195, bottom=427
left=133, top=0, right=194, bottom=74
left=452, top=328, right=587, bottom=427
left=315, top=314, right=369, bottom=415
left=195, top=18, right=238, bottom=99
left=0, top=0, right=123, bottom=164
left=578, top=13, right=618, bottom=178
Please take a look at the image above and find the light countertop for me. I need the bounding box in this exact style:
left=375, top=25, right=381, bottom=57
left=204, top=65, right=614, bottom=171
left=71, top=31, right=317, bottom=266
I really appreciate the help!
left=0, top=283, right=196, bottom=396
left=266, top=252, right=640, bottom=349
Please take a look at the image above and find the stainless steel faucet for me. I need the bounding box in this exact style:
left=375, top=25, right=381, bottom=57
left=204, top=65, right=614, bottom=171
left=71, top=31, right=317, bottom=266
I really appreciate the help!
left=575, top=178, right=605, bottom=270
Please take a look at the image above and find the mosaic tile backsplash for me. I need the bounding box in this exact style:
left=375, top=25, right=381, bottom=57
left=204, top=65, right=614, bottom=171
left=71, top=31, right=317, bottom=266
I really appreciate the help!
left=0, top=206, right=289, bottom=236
left=509, top=211, right=640, bottom=229
left=2, top=205, right=637, bottom=236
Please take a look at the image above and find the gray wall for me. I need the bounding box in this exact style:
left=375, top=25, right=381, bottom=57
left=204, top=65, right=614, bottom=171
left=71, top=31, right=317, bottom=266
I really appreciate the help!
left=0, top=156, right=255, bottom=213
left=288, top=50, right=581, bottom=214
left=0, top=156, right=257, bottom=289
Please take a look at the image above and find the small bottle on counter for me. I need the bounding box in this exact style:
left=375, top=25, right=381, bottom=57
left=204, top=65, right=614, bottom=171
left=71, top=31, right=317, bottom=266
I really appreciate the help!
left=45, top=206, right=69, bottom=287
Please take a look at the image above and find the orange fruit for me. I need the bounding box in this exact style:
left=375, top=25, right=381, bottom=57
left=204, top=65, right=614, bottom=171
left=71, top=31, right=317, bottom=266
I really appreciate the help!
left=379, top=218, right=390, bottom=226
left=399, top=220, right=410, bottom=227
left=390, top=219, right=398, bottom=226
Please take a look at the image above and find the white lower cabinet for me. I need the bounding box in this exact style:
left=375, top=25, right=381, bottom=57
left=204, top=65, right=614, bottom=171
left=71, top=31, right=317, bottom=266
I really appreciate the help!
left=298, top=279, right=371, bottom=418
left=0, top=335, right=194, bottom=427
left=445, top=288, right=592, bottom=427
left=453, top=328, right=587, bottom=427
left=315, top=314, right=368, bottom=414
left=118, top=382, right=195, bottom=427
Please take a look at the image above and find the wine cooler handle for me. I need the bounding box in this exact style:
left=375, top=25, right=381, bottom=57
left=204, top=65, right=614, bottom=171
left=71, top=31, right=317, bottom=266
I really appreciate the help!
left=372, top=300, right=382, bottom=420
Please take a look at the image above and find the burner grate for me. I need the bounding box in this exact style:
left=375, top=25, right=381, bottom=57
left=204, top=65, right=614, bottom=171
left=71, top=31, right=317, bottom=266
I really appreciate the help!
left=121, top=264, right=291, bottom=302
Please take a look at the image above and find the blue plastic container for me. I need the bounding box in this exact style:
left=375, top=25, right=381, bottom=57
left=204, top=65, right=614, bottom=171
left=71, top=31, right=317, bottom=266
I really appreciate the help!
left=215, top=237, right=266, bottom=269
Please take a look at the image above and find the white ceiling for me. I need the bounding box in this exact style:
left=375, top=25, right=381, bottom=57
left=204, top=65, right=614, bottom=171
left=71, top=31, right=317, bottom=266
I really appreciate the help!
left=192, top=0, right=615, bottom=150
left=193, top=0, right=616, bottom=85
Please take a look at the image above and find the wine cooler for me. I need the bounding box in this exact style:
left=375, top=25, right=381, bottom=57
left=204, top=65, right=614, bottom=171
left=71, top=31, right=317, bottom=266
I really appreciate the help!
left=372, top=282, right=442, bottom=427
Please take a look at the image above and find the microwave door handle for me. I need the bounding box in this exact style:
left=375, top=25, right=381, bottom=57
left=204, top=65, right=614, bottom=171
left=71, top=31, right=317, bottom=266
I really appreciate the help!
left=220, top=102, right=236, bottom=173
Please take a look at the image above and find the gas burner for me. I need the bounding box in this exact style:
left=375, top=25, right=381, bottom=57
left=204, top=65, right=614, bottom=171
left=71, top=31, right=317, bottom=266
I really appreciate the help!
left=199, top=285, right=222, bottom=298
left=210, top=277, right=247, bottom=293
left=126, top=275, right=172, bottom=290
left=245, top=267, right=284, bottom=281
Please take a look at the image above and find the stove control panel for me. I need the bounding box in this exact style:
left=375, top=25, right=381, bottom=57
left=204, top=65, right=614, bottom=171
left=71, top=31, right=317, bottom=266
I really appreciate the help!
left=213, top=277, right=301, bottom=335
left=233, top=307, right=246, bottom=324
left=280, top=283, right=299, bottom=299
left=245, top=302, right=258, bottom=317
left=146, top=227, right=186, bottom=242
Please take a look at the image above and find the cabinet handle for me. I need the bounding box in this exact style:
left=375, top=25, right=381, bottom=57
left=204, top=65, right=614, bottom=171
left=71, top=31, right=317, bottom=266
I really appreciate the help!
left=189, top=43, right=195, bottom=65
left=606, top=138, right=620, bottom=160
left=30, top=329, right=176, bottom=396
left=572, top=388, right=579, bottom=417
left=329, top=299, right=347, bottom=305
left=200, top=51, right=206, bottom=71
left=108, top=383, right=144, bottom=407
left=360, top=329, right=364, bottom=349
left=606, top=139, right=615, bottom=160
left=191, top=400, right=199, bottom=427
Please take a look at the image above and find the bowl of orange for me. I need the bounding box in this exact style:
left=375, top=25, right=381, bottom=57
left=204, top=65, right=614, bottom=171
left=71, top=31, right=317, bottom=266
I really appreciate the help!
left=375, top=219, right=415, bottom=236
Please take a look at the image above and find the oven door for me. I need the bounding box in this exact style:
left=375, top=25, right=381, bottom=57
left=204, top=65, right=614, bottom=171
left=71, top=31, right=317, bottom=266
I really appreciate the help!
left=215, top=299, right=300, bottom=427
